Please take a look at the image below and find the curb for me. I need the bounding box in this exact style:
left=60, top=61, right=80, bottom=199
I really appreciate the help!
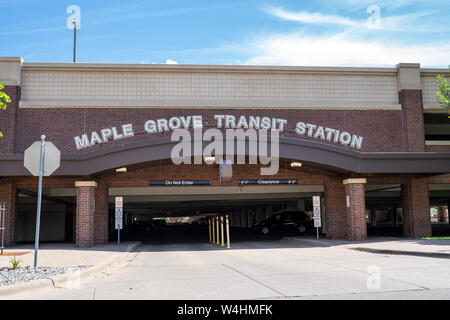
left=0, top=241, right=141, bottom=297
left=350, top=247, right=450, bottom=259
left=283, top=237, right=331, bottom=247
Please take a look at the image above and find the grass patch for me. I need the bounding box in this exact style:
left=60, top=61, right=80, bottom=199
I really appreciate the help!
left=422, top=237, right=450, bottom=240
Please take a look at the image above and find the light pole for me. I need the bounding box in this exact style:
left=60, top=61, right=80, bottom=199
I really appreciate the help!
left=72, top=19, right=77, bottom=63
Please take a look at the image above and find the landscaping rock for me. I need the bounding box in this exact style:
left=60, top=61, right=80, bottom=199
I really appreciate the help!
left=0, top=266, right=87, bottom=287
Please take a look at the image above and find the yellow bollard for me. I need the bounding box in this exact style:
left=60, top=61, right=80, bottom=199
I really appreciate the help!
left=211, top=218, right=215, bottom=244
left=216, top=216, right=220, bottom=245
left=226, top=215, right=231, bottom=249
left=221, top=216, right=225, bottom=247
left=208, top=218, right=212, bottom=243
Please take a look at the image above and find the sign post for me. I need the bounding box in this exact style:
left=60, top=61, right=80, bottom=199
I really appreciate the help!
left=0, top=202, right=5, bottom=255
left=225, top=215, right=231, bottom=249
left=312, top=196, right=321, bottom=240
left=115, top=197, right=123, bottom=245
left=24, top=135, right=61, bottom=268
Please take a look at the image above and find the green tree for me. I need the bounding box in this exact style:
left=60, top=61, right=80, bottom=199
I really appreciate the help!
left=0, top=81, right=11, bottom=137
left=436, top=67, right=450, bottom=112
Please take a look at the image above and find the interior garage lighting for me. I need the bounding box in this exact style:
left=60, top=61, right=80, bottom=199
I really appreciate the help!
left=290, top=162, right=302, bottom=167
left=116, top=167, right=127, bottom=172
left=204, top=156, right=215, bottom=164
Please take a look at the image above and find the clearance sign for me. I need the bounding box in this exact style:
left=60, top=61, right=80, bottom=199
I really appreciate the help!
left=73, top=114, right=363, bottom=150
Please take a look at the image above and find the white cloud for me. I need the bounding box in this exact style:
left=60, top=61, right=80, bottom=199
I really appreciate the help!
left=140, top=59, right=178, bottom=64
left=245, top=33, right=450, bottom=67
left=165, top=59, right=178, bottom=64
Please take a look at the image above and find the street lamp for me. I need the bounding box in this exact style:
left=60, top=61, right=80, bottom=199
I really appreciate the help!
left=72, top=19, right=78, bottom=63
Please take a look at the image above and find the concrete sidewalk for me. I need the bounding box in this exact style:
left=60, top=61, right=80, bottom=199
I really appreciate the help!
left=0, top=241, right=141, bottom=297
left=0, top=242, right=139, bottom=268
left=285, top=236, right=450, bottom=258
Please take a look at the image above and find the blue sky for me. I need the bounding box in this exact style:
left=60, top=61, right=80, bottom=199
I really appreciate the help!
left=0, top=0, right=449, bottom=67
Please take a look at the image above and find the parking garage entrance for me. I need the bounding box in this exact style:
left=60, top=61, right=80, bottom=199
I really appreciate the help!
left=108, top=184, right=324, bottom=244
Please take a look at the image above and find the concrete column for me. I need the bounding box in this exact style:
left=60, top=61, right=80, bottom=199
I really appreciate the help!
left=343, top=178, right=368, bottom=241
left=324, top=176, right=347, bottom=239
left=392, top=207, right=398, bottom=227
left=95, top=178, right=109, bottom=245
left=266, top=206, right=272, bottom=219
left=401, top=177, right=432, bottom=238
left=75, top=181, right=97, bottom=247
left=256, top=207, right=262, bottom=221
left=0, top=180, right=17, bottom=247
left=241, top=208, right=246, bottom=228
left=370, top=208, right=377, bottom=227
left=243, top=209, right=248, bottom=228
left=297, top=199, right=305, bottom=211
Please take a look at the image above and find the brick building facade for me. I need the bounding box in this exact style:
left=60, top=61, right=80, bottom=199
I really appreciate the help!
left=0, top=57, right=449, bottom=247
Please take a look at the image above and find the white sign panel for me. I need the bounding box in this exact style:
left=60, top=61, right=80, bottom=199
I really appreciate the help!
left=115, top=196, right=123, bottom=208
left=313, top=196, right=320, bottom=208
left=313, top=206, right=321, bottom=218
left=314, top=217, right=322, bottom=228
left=115, top=207, right=123, bottom=230
left=24, top=141, right=61, bottom=176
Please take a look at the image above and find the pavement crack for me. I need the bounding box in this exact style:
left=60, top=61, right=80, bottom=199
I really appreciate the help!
left=222, top=263, right=286, bottom=297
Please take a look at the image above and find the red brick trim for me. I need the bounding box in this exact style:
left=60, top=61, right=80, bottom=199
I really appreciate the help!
left=75, top=182, right=96, bottom=247
left=344, top=181, right=367, bottom=241
left=95, top=178, right=109, bottom=245
left=398, top=90, right=426, bottom=152
left=401, top=177, right=432, bottom=237
left=324, top=176, right=346, bottom=239
left=0, top=180, right=17, bottom=246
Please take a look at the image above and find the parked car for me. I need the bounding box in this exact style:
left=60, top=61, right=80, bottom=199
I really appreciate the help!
left=253, top=211, right=313, bottom=235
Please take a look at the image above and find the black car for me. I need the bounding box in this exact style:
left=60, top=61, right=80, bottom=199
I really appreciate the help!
left=253, top=211, right=313, bottom=235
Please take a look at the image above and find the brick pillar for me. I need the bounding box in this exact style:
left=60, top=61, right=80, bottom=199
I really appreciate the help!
left=448, top=200, right=450, bottom=224
left=401, top=177, right=432, bottom=238
left=396, top=63, right=425, bottom=152
left=75, top=181, right=97, bottom=247
left=95, top=178, right=109, bottom=245
left=438, top=206, right=445, bottom=223
left=0, top=180, right=17, bottom=247
left=343, top=178, right=367, bottom=241
left=324, top=175, right=347, bottom=239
